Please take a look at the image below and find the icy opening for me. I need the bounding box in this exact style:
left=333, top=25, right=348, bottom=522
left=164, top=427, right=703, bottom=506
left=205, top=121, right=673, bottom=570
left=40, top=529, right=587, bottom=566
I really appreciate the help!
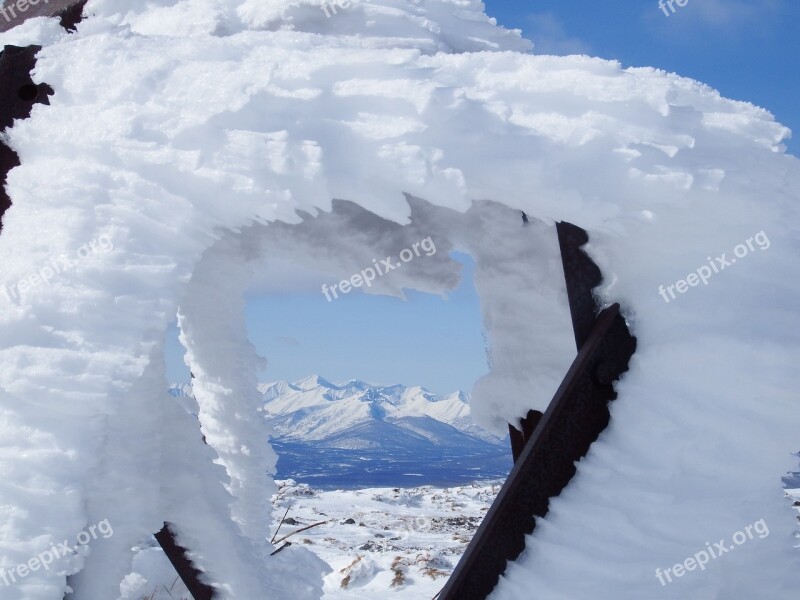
left=150, top=198, right=576, bottom=598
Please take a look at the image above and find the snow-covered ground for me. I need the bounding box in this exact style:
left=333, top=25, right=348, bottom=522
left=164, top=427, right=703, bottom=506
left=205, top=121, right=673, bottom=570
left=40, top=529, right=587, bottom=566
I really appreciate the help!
left=120, top=479, right=501, bottom=600
left=124, top=480, right=800, bottom=600
left=272, top=480, right=499, bottom=599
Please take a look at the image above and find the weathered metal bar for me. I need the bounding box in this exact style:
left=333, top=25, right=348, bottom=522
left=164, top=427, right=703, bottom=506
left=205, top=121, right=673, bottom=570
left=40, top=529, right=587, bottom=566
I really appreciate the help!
left=1, top=0, right=85, bottom=228
left=507, top=218, right=597, bottom=464
left=438, top=221, right=635, bottom=600
left=437, top=303, right=636, bottom=600
left=155, top=523, right=217, bottom=600
left=508, top=409, right=542, bottom=464
left=0, top=44, right=53, bottom=230
left=556, top=221, right=603, bottom=351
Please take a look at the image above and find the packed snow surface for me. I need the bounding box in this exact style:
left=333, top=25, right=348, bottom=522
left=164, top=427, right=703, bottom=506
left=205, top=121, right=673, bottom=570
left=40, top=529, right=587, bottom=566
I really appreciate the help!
left=0, top=0, right=797, bottom=599
left=120, top=479, right=500, bottom=600
left=272, top=479, right=501, bottom=600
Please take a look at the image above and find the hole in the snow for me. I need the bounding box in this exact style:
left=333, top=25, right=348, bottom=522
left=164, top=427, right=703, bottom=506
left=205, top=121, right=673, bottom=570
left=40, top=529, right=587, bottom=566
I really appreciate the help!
left=155, top=203, right=572, bottom=595
left=164, top=248, right=509, bottom=488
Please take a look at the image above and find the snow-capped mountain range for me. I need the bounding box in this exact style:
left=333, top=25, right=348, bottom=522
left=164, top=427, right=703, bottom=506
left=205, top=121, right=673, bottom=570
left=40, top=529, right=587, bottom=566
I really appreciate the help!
left=258, top=375, right=504, bottom=447
left=170, top=376, right=511, bottom=488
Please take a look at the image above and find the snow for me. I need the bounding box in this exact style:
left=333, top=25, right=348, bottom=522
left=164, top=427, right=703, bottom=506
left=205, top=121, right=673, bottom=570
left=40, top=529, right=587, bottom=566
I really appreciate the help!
left=272, top=479, right=499, bottom=599
left=117, top=479, right=500, bottom=600
left=259, top=375, right=503, bottom=444
left=252, top=376, right=512, bottom=488
left=270, top=479, right=503, bottom=599
left=0, top=0, right=797, bottom=599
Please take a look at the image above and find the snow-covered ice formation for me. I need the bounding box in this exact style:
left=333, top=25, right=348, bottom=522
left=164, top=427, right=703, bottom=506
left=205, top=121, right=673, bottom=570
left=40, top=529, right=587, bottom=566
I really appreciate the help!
left=0, top=0, right=798, bottom=599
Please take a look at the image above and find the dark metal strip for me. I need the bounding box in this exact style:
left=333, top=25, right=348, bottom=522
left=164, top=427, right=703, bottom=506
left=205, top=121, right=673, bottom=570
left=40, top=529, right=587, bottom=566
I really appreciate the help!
left=508, top=409, right=542, bottom=464
left=0, top=0, right=86, bottom=230
left=0, top=44, right=53, bottom=231
left=437, top=303, right=636, bottom=600
left=556, top=221, right=603, bottom=351
left=155, top=523, right=217, bottom=600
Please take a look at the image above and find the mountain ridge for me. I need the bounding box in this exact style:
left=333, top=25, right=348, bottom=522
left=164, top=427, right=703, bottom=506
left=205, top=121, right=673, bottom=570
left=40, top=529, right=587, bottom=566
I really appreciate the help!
left=170, top=376, right=511, bottom=488
left=257, top=376, right=504, bottom=446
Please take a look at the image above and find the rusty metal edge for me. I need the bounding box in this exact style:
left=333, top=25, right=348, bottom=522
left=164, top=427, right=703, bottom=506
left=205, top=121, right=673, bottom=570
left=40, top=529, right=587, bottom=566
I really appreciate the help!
left=437, top=304, right=635, bottom=599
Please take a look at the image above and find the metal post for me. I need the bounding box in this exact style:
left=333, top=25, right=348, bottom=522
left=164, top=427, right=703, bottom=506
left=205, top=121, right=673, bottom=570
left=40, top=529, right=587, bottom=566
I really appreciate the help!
left=437, top=222, right=636, bottom=599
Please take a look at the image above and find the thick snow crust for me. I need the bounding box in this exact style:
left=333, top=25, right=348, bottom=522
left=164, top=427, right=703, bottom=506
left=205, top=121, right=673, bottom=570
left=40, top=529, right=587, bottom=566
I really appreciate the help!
left=0, top=1, right=797, bottom=599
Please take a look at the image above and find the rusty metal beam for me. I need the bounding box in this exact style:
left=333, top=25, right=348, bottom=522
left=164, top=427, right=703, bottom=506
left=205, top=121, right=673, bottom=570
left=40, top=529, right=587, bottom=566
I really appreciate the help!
left=437, top=223, right=636, bottom=600
left=556, top=221, right=603, bottom=351
left=155, top=523, right=217, bottom=600
left=0, top=44, right=53, bottom=231
left=0, top=0, right=86, bottom=229
left=438, top=303, right=636, bottom=600
left=508, top=409, right=541, bottom=464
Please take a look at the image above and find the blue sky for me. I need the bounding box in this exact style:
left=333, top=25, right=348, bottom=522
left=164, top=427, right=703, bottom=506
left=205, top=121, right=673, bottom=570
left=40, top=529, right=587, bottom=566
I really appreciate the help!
left=488, top=0, right=799, bottom=154
left=164, top=254, right=489, bottom=394
left=164, top=0, right=799, bottom=393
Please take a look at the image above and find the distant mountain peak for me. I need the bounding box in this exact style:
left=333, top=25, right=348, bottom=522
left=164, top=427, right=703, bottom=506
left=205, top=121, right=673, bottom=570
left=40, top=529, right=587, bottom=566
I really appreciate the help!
left=340, top=379, right=370, bottom=391
left=292, top=374, right=337, bottom=390
left=261, top=376, right=503, bottom=446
